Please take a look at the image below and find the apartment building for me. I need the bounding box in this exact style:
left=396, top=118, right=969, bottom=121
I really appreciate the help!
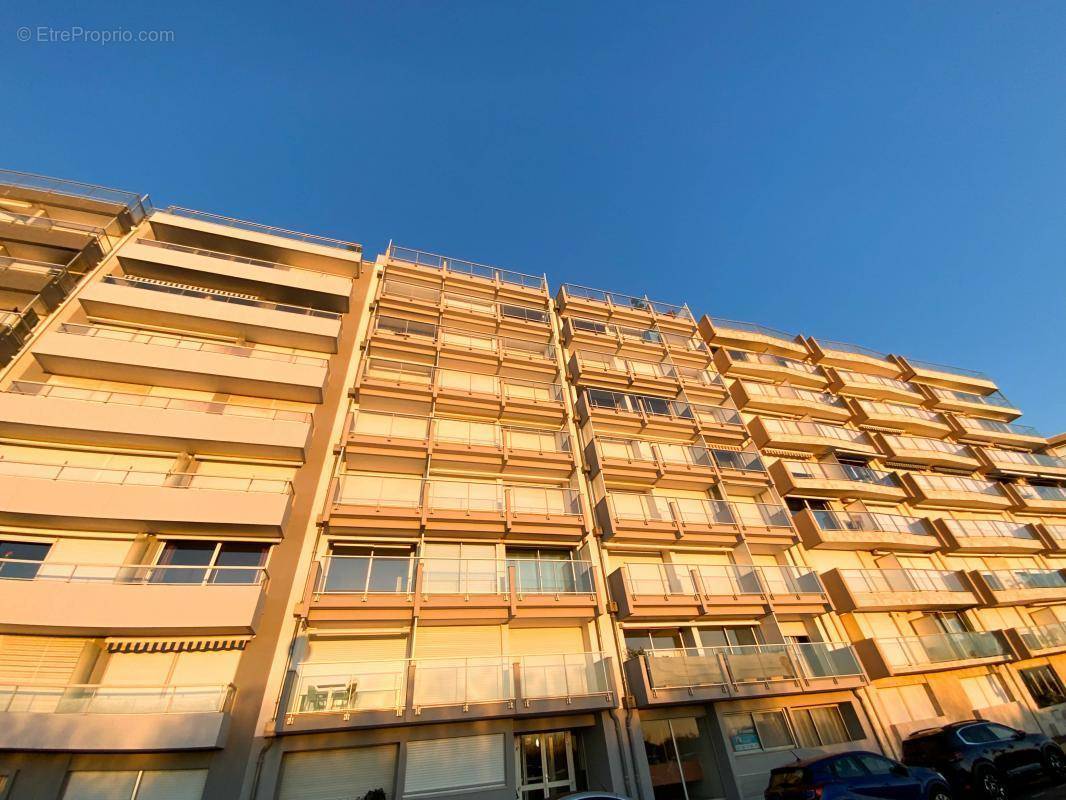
left=0, top=169, right=1064, bottom=800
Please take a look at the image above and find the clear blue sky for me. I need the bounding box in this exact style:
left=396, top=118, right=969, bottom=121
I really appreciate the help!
left=3, top=2, right=1064, bottom=432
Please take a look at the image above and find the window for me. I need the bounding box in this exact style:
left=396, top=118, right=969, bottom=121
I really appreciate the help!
left=0, top=539, right=50, bottom=579
left=697, top=627, right=761, bottom=649
left=878, top=684, right=940, bottom=724
left=624, top=629, right=682, bottom=658
left=723, top=710, right=795, bottom=752
left=153, top=540, right=268, bottom=584
left=1020, top=666, right=1066, bottom=709
left=790, top=704, right=857, bottom=747
left=961, top=674, right=1013, bottom=710
left=958, top=724, right=998, bottom=745
left=856, top=754, right=897, bottom=776
left=641, top=717, right=723, bottom=800
left=829, top=756, right=867, bottom=779
left=61, top=770, right=207, bottom=800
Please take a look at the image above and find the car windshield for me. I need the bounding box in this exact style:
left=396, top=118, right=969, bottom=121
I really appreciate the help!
left=902, top=733, right=948, bottom=764
left=769, top=768, right=808, bottom=789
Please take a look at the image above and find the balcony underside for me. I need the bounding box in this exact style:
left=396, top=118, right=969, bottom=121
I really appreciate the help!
left=0, top=710, right=229, bottom=751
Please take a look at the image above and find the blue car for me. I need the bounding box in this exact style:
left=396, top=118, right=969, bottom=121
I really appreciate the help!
left=765, top=751, right=951, bottom=800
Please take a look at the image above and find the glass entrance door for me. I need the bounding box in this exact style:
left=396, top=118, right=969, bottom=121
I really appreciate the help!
left=517, top=731, right=576, bottom=799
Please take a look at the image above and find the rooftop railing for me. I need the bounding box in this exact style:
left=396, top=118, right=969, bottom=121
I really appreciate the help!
left=57, top=322, right=329, bottom=367
left=817, top=340, right=890, bottom=361
left=978, top=569, right=1066, bottom=591
left=164, top=206, right=361, bottom=253
left=0, top=169, right=148, bottom=217
left=388, top=244, right=544, bottom=290
left=839, top=568, right=969, bottom=594
left=809, top=509, right=934, bottom=538
left=782, top=460, right=898, bottom=487
left=101, top=275, right=341, bottom=319
left=705, top=317, right=796, bottom=343
left=0, top=457, right=292, bottom=494
left=0, top=683, right=233, bottom=715
left=727, top=349, right=820, bottom=374
left=641, top=641, right=863, bottom=691
left=7, top=380, right=313, bottom=424
left=0, top=559, right=266, bottom=586
left=878, top=631, right=1009, bottom=668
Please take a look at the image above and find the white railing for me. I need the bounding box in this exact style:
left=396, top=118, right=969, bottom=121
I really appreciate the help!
left=978, top=569, right=1066, bottom=591
left=880, top=434, right=973, bottom=458
left=908, top=473, right=1004, bottom=497
left=0, top=683, right=232, bottom=714
left=942, top=519, right=1037, bottom=541
left=878, top=632, right=1008, bottom=668
left=856, top=399, right=942, bottom=422
left=782, top=460, right=898, bottom=487
left=743, top=382, right=843, bottom=407
left=839, top=568, right=968, bottom=594
left=0, top=559, right=266, bottom=586
left=335, top=476, right=582, bottom=517
left=388, top=244, right=545, bottom=291
left=726, top=349, right=819, bottom=374
left=808, top=509, right=933, bottom=538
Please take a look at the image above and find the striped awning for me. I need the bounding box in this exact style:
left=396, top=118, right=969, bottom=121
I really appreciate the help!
left=105, top=635, right=251, bottom=653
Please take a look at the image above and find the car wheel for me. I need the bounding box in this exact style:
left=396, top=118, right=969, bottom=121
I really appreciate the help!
left=1044, top=748, right=1066, bottom=779
left=977, top=769, right=1007, bottom=800
left=927, top=784, right=951, bottom=800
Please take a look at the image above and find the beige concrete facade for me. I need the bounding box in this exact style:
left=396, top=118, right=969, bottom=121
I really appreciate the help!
left=0, top=171, right=1064, bottom=800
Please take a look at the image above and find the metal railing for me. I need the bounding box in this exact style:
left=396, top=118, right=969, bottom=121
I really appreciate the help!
left=335, top=476, right=582, bottom=516
left=817, top=340, right=890, bottom=361
left=374, top=316, right=556, bottom=360
left=0, top=458, right=292, bottom=494
left=855, top=399, right=943, bottom=422
left=878, top=631, right=1008, bottom=668
left=961, top=417, right=1042, bottom=437
left=569, top=316, right=663, bottom=344
left=942, top=518, right=1036, bottom=541
left=101, top=275, right=340, bottom=319
left=0, top=559, right=267, bottom=586
left=761, top=418, right=870, bottom=446
left=608, top=494, right=791, bottom=531
left=839, top=568, right=969, bottom=594
left=834, top=369, right=917, bottom=392
left=987, top=449, right=1066, bottom=470
left=904, top=358, right=989, bottom=380
left=316, top=556, right=594, bottom=595
left=0, top=254, right=65, bottom=277
left=642, top=642, right=862, bottom=691
left=349, top=410, right=570, bottom=454
left=7, top=380, right=313, bottom=424
left=909, top=473, right=1004, bottom=497
left=726, top=349, right=820, bottom=374
left=782, top=460, right=898, bottom=487
left=743, top=381, right=844, bottom=407
left=388, top=244, right=545, bottom=290
left=706, top=317, right=796, bottom=343
left=164, top=206, right=361, bottom=253
left=1015, top=622, right=1066, bottom=653
left=0, top=683, right=232, bottom=714
left=928, top=386, right=1015, bottom=408
left=0, top=169, right=148, bottom=216
left=57, top=323, right=329, bottom=367
left=880, top=434, right=973, bottom=458
left=624, top=563, right=821, bottom=597
left=810, top=509, right=934, bottom=538
left=978, top=569, right=1066, bottom=591
left=360, top=358, right=564, bottom=404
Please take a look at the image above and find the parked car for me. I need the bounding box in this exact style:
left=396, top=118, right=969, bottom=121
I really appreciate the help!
left=765, top=751, right=951, bottom=800
left=901, top=720, right=1066, bottom=800
left=557, top=794, right=631, bottom=800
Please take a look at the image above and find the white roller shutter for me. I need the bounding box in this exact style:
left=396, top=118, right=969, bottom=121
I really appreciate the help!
left=403, top=734, right=505, bottom=796
left=414, top=625, right=502, bottom=658
left=509, top=626, right=585, bottom=656
left=677, top=552, right=733, bottom=566
left=136, top=770, right=209, bottom=800
left=278, top=745, right=398, bottom=800
left=0, top=635, right=92, bottom=684
left=307, top=636, right=408, bottom=662
left=60, top=771, right=138, bottom=800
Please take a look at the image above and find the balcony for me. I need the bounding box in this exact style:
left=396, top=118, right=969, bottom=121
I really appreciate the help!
left=712, top=348, right=827, bottom=389
left=345, top=411, right=573, bottom=479
left=80, top=275, right=342, bottom=352
left=119, top=237, right=354, bottom=312
left=326, top=476, right=587, bottom=542
left=821, top=568, right=978, bottom=612
left=556, top=284, right=660, bottom=326
left=589, top=437, right=717, bottom=491
left=0, top=683, right=233, bottom=751
left=561, top=317, right=666, bottom=359
left=824, top=368, right=926, bottom=405
left=661, top=331, right=713, bottom=368
left=386, top=245, right=548, bottom=301
left=730, top=381, right=850, bottom=422
left=849, top=400, right=951, bottom=437
left=567, top=351, right=681, bottom=395
left=900, top=473, right=1013, bottom=511
left=356, top=358, right=566, bottom=427
left=578, top=389, right=703, bottom=439
left=768, top=460, right=905, bottom=501
left=0, top=460, right=292, bottom=535
left=948, top=416, right=1046, bottom=449
left=749, top=418, right=878, bottom=457
left=1004, top=622, right=1066, bottom=659
left=598, top=493, right=794, bottom=548
left=33, top=323, right=329, bottom=403
left=875, top=433, right=980, bottom=470
left=0, top=562, right=265, bottom=635
left=1035, top=523, right=1066, bottom=552
left=969, top=569, right=1066, bottom=606
left=625, top=641, right=865, bottom=707
left=978, top=448, right=1066, bottom=480
left=281, top=651, right=614, bottom=733
left=698, top=316, right=808, bottom=359
left=853, top=631, right=1013, bottom=679
left=674, top=366, right=729, bottom=402
left=805, top=338, right=902, bottom=378
left=691, top=402, right=749, bottom=445
left=1005, top=483, right=1066, bottom=514
left=0, top=381, right=312, bottom=460
left=921, top=386, right=1021, bottom=422
left=793, top=509, right=939, bottom=552
left=303, top=556, right=598, bottom=625
left=894, top=356, right=1000, bottom=395
left=931, top=518, right=1044, bottom=554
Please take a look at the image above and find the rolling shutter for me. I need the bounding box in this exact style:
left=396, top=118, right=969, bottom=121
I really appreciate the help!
left=403, top=734, right=505, bottom=796
left=509, top=626, right=585, bottom=656
left=278, top=745, right=398, bottom=800
left=307, top=636, right=408, bottom=662
left=135, top=770, right=209, bottom=800
left=0, top=635, right=92, bottom=684
left=413, top=625, right=502, bottom=658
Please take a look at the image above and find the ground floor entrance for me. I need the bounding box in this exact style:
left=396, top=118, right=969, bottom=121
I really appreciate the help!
left=516, top=731, right=577, bottom=799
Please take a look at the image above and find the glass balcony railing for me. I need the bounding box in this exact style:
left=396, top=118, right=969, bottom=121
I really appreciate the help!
left=389, top=244, right=546, bottom=291
left=958, top=417, right=1042, bottom=438
left=1016, top=622, right=1066, bottom=653
left=985, top=449, right=1066, bottom=470
left=978, top=569, right=1066, bottom=591
left=165, top=206, right=361, bottom=253
left=381, top=280, right=549, bottom=324
left=316, top=556, right=594, bottom=595
left=761, top=419, right=870, bottom=446
left=1014, top=484, right=1066, bottom=502
left=904, top=359, right=989, bottom=380
left=374, top=316, right=556, bottom=360
left=833, top=369, right=917, bottom=393
left=57, top=323, right=328, bottom=367
left=711, top=449, right=766, bottom=473
left=562, top=285, right=695, bottom=323
left=0, top=559, right=266, bottom=585
left=810, top=509, right=934, bottom=538
left=608, top=495, right=790, bottom=531
left=839, top=568, right=969, bottom=594
left=726, top=349, right=820, bottom=375
left=878, top=631, right=1008, bottom=668
left=586, top=389, right=692, bottom=420
left=335, top=476, right=582, bottom=517
left=0, top=458, right=292, bottom=494
left=0, top=169, right=148, bottom=216
left=817, top=340, right=890, bottom=361
left=928, top=386, right=1015, bottom=408
left=942, top=519, right=1037, bottom=541
left=742, top=382, right=844, bottom=407
left=641, top=642, right=862, bottom=691
left=349, top=411, right=570, bottom=455
left=625, top=562, right=822, bottom=598
left=570, top=316, right=663, bottom=345
left=0, top=683, right=232, bottom=714
left=577, top=353, right=677, bottom=381
left=908, top=474, right=1004, bottom=497
left=361, top=358, right=564, bottom=405
left=7, top=380, right=314, bottom=425
left=692, top=403, right=744, bottom=428
left=782, top=461, right=898, bottom=488
left=880, top=434, right=973, bottom=458
left=675, top=365, right=723, bottom=386
left=855, top=400, right=943, bottom=423
left=101, top=275, right=341, bottom=318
